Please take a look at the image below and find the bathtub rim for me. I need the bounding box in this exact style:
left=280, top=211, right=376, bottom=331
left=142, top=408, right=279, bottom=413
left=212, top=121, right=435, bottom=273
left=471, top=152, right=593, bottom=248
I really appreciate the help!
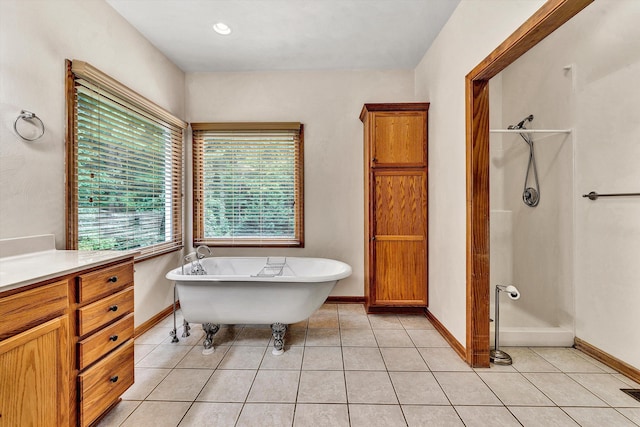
left=165, top=256, right=352, bottom=283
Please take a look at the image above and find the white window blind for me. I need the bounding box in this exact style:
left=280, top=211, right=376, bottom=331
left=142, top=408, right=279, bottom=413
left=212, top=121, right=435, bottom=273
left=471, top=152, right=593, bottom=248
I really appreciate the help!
left=192, top=123, right=304, bottom=247
left=67, top=61, right=185, bottom=259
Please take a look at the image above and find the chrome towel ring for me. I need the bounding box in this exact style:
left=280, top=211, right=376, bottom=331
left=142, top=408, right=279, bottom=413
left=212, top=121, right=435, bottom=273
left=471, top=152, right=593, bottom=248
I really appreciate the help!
left=14, top=110, right=45, bottom=141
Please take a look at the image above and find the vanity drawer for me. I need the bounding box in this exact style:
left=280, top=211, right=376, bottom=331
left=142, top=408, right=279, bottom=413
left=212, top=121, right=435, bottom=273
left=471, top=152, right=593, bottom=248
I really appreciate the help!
left=78, top=340, right=134, bottom=427
left=77, top=287, right=134, bottom=337
left=0, top=280, right=68, bottom=339
left=77, top=312, right=134, bottom=370
left=77, top=261, right=133, bottom=304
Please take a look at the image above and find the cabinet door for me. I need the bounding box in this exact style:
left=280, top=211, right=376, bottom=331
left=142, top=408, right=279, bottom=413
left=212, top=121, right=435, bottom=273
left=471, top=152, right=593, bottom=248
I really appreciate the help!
left=371, top=112, right=426, bottom=167
left=0, top=316, right=69, bottom=427
left=372, top=170, right=427, bottom=305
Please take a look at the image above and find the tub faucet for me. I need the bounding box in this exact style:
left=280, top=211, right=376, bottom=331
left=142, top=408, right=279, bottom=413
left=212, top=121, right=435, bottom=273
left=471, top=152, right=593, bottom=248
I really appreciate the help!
left=196, top=245, right=212, bottom=259
left=182, top=252, right=207, bottom=275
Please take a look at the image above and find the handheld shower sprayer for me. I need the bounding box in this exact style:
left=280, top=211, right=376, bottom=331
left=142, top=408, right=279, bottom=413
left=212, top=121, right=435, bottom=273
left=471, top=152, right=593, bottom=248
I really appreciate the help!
left=507, top=114, right=534, bottom=130
left=507, top=114, right=540, bottom=207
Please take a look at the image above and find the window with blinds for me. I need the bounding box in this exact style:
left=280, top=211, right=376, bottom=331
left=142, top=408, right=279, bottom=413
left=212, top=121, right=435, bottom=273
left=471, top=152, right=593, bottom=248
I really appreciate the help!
left=192, top=123, right=304, bottom=247
left=66, top=60, right=186, bottom=259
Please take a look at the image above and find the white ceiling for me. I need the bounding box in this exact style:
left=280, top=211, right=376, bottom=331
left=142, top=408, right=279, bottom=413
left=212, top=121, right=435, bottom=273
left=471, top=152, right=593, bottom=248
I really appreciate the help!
left=106, top=0, right=460, bottom=72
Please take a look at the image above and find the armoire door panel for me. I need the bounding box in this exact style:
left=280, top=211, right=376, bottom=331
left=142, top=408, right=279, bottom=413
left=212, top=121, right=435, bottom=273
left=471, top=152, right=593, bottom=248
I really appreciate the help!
left=374, top=240, right=427, bottom=304
left=372, top=113, right=426, bottom=166
left=374, top=172, right=427, bottom=236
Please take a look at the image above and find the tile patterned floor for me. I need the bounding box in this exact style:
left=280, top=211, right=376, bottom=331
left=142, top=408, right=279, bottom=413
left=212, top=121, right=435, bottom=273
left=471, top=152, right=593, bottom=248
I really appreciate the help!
left=97, top=304, right=640, bottom=426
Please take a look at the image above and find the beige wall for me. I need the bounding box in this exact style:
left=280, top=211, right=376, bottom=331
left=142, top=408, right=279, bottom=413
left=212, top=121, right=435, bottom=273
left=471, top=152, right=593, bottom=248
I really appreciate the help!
left=185, top=70, right=416, bottom=297
left=0, top=0, right=186, bottom=327
left=414, top=0, right=546, bottom=345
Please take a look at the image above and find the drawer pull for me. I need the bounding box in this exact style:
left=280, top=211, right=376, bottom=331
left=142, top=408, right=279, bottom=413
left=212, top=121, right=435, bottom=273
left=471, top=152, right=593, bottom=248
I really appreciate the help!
left=107, top=275, right=118, bottom=283
left=110, top=375, right=119, bottom=383
left=109, top=335, right=119, bottom=342
left=108, top=305, right=119, bottom=312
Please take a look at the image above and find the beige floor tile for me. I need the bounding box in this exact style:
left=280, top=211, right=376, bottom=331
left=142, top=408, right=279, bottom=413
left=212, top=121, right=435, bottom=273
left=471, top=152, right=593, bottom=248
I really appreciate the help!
left=339, top=314, right=372, bottom=329
left=217, top=346, right=266, bottom=369
left=478, top=372, right=554, bottom=406
left=209, top=326, right=241, bottom=346
left=455, top=406, right=521, bottom=427
left=147, top=368, right=213, bottom=401
left=120, top=401, right=191, bottom=427
left=617, top=408, right=640, bottom=425
left=532, top=347, right=605, bottom=373
left=135, top=344, right=191, bottom=368
left=574, top=351, right=618, bottom=373
left=407, top=329, right=449, bottom=347
left=304, top=328, right=340, bottom=346
left=260, top=346, right=303, bottom=370
left=523, top=372, right=607, bottom=407
left=418, top=347, right=472, bottom=371
left=345, top=371, right=398, bottom=404
left=342, top=346, right=386, bottom=371
left=374, top=329, right=414, bottom=347
left=275, top=328, right=306, bottom=346
left=381, top=347, right=429, bottom=371
left=134, top=344, right=157, bottom=364
left=158, top=311, right=184, bottom=328
left=293, top=403, right=349, bottom=427
left=135, top=327, right=175, bottom=345
left=348, top=404, right=406, bottom=427
left=473, top=363, right=516, bottom=372
left=569, top=373, right=640, bottom=407
left=337, top=304, right=366, bottom=316
left=176, top=345, right=229, bottom=369
left=121, top=367, right=171, bottom=400
left=297, top=370, right=347, bottom=403
left=308, top=312, right=339, bottom=328
left=196, top=369, right=256, bottom=402
left=317, top=303, right=338, bottom=313
left=340, top=328, right=377, bottom=346
left=236, top=403, right=295, bottom=427
left=402, top=405, right=464, bottom=427
left=234, top=327, right=273, bottom=346
left=433, top=372, right=502, bottom=405
left=509, top=406, right=580, bottom=427
left=390, top=371, right=449, bottom=405
left=562, top=407, right=637, bottom=427
left=397, top=314, right=435, bottom=330
left=302, top=346, right=343, bottom=370
left=368, top=314, right=403, bottom=329
left=503, top=347, right=560, bottom=373
left=615, top=374, right=640, bottom=388
left=247, top=370, right=300, bottom=403
left=95, top=400, right=141, bottom=427
left=178, top=402, right=242, bottom=427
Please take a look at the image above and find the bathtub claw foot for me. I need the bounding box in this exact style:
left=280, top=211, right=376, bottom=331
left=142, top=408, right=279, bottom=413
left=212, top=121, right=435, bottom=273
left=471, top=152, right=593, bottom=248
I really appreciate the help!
left=202, top=323, right=220, bottom=355
left=271, top=323, right=287, bottom=356
left=182, top=320, right=191, bottom=338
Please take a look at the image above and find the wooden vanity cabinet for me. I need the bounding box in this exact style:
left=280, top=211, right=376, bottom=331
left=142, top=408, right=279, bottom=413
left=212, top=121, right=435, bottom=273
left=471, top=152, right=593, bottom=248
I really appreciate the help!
left=361, top=103, right=429, bottom=312
left=0, top=255, right=135, bottom=427
left=74, top=260, right=135, bottom=427
left=0, top=280, right=70, bottom=427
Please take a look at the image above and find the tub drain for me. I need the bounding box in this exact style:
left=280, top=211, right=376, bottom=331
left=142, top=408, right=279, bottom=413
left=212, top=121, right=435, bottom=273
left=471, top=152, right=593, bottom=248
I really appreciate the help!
left=621, top=389, right=640, bottom=402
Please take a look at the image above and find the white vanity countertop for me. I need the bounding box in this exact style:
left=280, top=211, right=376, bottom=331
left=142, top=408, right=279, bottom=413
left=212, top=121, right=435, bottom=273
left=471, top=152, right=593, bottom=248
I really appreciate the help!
left=0, top=249, right=136, bottom=293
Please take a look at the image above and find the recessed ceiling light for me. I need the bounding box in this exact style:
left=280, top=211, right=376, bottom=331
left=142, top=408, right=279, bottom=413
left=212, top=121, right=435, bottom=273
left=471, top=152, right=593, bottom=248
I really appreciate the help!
left=213, top=22, right=231, bottom=35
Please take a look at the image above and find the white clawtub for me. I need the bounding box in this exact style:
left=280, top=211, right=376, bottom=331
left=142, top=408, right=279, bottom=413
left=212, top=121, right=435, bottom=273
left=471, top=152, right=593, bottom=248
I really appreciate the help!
left=166, top=256, right=352, bottom=355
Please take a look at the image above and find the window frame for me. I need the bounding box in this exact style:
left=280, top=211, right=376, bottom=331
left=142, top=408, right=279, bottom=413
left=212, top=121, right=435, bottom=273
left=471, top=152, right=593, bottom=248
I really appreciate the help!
left=65, top=60, right=187, bottom=260
left=191, top=122, right=305, bottom=248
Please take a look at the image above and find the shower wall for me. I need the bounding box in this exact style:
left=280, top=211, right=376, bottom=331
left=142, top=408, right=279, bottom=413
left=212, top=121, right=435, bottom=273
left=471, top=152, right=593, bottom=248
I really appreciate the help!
left=491, top=0, right=640, bottom=369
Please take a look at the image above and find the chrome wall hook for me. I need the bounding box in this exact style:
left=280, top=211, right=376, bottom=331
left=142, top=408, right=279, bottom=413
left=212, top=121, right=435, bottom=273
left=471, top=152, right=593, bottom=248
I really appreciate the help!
left=14, top=110, right=45, bottom=141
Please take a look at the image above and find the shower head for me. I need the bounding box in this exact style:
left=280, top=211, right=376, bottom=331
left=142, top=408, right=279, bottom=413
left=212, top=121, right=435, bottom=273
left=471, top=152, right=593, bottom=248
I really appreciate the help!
left=507, top=114, right=534, bottom=130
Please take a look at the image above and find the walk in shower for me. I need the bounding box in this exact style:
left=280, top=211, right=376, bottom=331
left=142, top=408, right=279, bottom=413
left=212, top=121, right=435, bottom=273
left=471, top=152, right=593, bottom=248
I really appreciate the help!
left=488, top=69, right=575, bottom=347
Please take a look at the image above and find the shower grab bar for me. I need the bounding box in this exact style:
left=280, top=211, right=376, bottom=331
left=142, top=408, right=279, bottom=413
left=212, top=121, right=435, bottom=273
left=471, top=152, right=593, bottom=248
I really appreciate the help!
left=582, top=191, right=640, bottom=201
left=489, top=129, right=572, bottom=134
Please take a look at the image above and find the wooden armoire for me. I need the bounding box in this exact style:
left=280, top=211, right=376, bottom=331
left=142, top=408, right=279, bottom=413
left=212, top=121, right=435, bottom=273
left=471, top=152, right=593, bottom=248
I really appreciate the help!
left=360, top=103, right=429, bottom=313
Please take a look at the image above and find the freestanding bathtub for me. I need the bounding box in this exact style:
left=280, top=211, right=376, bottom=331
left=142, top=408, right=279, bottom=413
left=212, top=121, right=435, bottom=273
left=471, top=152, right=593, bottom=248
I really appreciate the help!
left=166, top=256, right=352, bottom=355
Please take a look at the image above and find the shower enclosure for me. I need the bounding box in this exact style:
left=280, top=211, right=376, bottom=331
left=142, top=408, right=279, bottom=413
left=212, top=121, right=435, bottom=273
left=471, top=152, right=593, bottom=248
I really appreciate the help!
left=488, top=70, right=574, bottom=347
